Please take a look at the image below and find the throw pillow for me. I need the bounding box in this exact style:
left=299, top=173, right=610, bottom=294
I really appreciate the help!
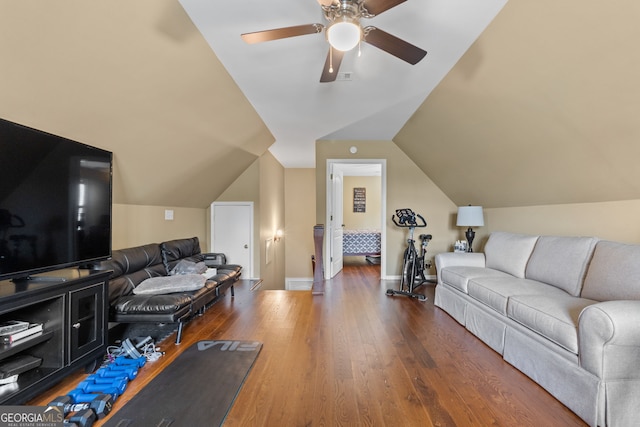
left=170, top=259, right=207, bottom=275
left=133, top=274, right=206, bottom=295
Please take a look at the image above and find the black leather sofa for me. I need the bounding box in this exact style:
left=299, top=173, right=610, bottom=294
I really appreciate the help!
left=96, top=237, right=241, bottom=344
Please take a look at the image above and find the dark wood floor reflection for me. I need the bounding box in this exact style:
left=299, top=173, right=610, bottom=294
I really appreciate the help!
left=32, top=261, right=586, bottom=426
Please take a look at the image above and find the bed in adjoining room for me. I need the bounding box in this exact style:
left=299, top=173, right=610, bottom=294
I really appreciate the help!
left=343, top=229, right=381, bottom=264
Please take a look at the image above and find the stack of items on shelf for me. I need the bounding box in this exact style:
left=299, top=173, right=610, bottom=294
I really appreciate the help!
left=0, top=320, right=44, bottom=344
left=0, top=320, right=45, bottom=387
left=47, top=342, right=151, bottom=427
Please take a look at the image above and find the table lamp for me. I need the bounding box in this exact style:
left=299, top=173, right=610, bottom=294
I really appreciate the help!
left=456, top=206, right=484, bottom=252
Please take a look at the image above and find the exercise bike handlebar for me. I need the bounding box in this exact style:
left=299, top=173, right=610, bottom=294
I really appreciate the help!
left=392, top=208, right=427, bottom=228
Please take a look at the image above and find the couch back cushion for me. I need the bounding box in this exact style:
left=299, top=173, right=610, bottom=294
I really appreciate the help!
left=581, top=240, right=640, bottom=301
left=525, top=236, right=598, bottom=296
left=161, top=237, right=203, bottom=273
left=96, top=243, right=166, bottom=304
left=484, top=232, right=539, bottom=278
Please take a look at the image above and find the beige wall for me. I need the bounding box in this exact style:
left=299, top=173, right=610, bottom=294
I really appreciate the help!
left=213, top=152, right=285, bottom=287
left=109, top=149, right=640, bottom=285
left=284, top=169, right=317, bottom=278
left=343, top=176, right=381, bottom=230
left=216, top=160, right=261, bottom=204
left=258, top=152, right=286, bottom=290
left=112, top=204, right=206, bottom=250
left=0, top=1, right=272, bottom=210
left=213, top=159, right=261, bottom=277
left=473, top=199, right=640, bottom=251
left=395, top=0, right=640, bottom=211
left=316, top=140, right=459, bottom=278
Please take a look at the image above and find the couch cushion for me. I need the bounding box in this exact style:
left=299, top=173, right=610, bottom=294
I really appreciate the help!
left=581, top=240, right=640, bottom=301
left=99, top=243, right=163, bottom=278
left=133, top=274, right=206, bottom=295
left=105, top=265, right=166, bottom=304
left=468, top=276, right=568, bottom=315
left=96, top=244, right=166, bottom=304
left=113, top=294, right=193, bottom=317
left=440, top=266, right=513, bottom=294
left=525, top=236, right=598, bottom=296
left=484, top=232, right=539, bottom=278
left=507, top=294, right=598, bottom=354
left=161, top=237, right=202, bottom=273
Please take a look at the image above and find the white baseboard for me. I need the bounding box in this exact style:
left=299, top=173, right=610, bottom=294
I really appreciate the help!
left=384, top=274, right=437, bottom=281
left=285, top=277, right=313, bottom=291
left=284, top=275, right=437, bottom=289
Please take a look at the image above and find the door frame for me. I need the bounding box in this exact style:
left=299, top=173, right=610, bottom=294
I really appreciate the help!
left=326, top=159, right=387, bottom=279
left=210, top=201, right=255, bottom=279
left=329, top=166, right=344, bottom=278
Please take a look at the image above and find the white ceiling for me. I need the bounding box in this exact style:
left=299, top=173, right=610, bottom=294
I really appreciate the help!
left=179, top=0, right=507, bottom=167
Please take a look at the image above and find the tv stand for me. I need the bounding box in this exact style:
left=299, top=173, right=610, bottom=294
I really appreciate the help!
left=0, top=268, right=110, bottom=404
left=17, top=275, right=68, bottom=283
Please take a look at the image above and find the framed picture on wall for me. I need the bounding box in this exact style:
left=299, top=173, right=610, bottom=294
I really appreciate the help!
left=353, top=187, right=366, bottom=213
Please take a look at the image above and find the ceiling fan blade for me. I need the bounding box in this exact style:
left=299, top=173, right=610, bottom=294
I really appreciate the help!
left=241, top=24, right=323, bottom=44
left=364, top=27, right=426, bottom=65
left=317, top=0, right=336, bottom=6
left=363, top=0, right=406, bottom=15
left=320, top=48, right=345, bottom=83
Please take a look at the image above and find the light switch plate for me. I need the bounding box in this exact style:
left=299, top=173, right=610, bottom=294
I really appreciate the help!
left=164, top=209, right=174, bottom=220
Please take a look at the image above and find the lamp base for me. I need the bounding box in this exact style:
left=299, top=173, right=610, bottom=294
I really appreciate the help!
left=465, top=227, right=475, bottom=253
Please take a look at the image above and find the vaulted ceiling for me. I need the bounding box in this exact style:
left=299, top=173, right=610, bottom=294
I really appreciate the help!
left=178, top=0, right=507, bottom=167
left=1, top=0, right=639, bottom=209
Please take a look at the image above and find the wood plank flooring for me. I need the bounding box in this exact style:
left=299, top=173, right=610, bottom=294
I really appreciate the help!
left=31, top=260, right=587, bottom=426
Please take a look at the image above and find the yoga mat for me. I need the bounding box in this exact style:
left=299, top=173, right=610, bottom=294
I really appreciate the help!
left=103, top=340, right=262, bottom=427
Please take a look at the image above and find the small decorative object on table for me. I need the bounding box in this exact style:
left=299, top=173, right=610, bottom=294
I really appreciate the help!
left=454, top=240, right=468, bottom=253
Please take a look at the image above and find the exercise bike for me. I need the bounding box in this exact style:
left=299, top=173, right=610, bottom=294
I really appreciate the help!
left=386, top=208, right=434, bottom=301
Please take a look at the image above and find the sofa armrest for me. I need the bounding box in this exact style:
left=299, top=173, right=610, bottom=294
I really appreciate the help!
left=578, top=300, right=640, bottom=379
left=202, top=252, right=227, bottom=267
left=435, top=252, right=486, bottom=285
left=435, top=252, right=485, bottom=271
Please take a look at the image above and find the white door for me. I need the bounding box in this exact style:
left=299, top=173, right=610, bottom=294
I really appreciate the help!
left=330, top=168, right=344, bottom=278
left=211, top=202, right=253, bottom=278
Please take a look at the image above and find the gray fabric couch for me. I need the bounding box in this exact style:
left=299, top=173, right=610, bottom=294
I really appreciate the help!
left=434, top=231, right=640, bottom=427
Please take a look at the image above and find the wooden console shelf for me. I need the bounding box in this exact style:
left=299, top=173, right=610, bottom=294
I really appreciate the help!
left=0, top=268, right=110, bottom=404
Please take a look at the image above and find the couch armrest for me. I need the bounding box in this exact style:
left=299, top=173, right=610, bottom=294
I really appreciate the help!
left=202, top=252, right=227, bottom=266
left=435, top=252, right=485, bottom=271
left=578, top=300, right=640, bottom=379
left=434, top=252, right=486, bottom=285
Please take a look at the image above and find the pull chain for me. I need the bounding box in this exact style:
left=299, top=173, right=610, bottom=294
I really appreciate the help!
left=329, top=46, right=334, bottom=73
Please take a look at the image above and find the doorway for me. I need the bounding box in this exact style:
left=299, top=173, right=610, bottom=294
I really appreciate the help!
left=210, top=202, right=254, bottom=279
left=326, top=160, right=386, bottom=279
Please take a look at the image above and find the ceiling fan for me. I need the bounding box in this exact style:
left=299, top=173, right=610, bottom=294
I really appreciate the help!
left=241, top=0, right=427, bottom=82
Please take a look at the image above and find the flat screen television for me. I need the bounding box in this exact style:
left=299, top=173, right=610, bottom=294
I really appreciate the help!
left=0, top=117, right=113, bottom=282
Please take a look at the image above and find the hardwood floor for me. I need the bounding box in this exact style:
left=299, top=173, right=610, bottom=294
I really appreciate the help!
left=31, top=261, right=587, bottom=426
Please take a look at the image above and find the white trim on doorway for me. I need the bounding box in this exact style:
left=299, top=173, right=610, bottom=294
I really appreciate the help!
left=326, top=159, right=387, bottom=279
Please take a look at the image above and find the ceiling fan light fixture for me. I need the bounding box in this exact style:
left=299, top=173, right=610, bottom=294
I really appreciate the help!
left=327, top=19, right=361, bottom=52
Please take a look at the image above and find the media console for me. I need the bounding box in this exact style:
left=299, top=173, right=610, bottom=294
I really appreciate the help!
left=0, top=268, right=110, bottom=404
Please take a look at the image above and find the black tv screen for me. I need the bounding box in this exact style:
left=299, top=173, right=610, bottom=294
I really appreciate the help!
left=0, top=118, right=112, bottom=281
